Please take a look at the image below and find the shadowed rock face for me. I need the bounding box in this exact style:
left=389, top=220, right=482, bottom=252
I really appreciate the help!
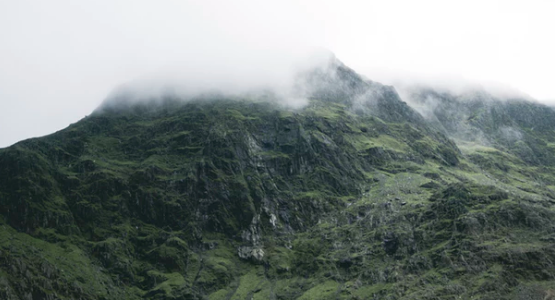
left=1, top=59, right=555, bottom=300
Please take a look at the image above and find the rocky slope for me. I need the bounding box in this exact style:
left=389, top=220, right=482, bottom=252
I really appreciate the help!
left=404, top=87, right=555, bottom=166
left=1, top=58, right=555, bottom=299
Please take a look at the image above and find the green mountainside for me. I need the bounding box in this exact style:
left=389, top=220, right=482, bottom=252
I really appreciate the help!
left=1, top=58, right=555, bottom=299
left=405, top=88, right=555, bottom=167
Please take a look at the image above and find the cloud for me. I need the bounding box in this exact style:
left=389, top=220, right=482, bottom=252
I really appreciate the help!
left=99, top=49, right=336, bottom=110
left=1, top=0, right=555, bottom=147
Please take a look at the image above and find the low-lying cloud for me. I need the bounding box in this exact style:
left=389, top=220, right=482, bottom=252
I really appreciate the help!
left=2, top=0, right=555, bottom=148
left=100, top=49, right=337, bottom=110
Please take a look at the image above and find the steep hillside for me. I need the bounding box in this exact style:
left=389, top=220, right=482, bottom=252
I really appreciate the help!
left=405, top=88, right=555, bottom=166
left=1, top=60, right=555, bottom=299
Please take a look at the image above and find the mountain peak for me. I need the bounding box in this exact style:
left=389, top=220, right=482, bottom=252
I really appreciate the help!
left=3, top=53, right=555, bottom=299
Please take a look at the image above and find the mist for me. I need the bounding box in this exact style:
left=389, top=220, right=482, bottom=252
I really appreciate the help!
left=2, top=0, right=555, bottom=148
left=99, top=49, right=336, bottom=110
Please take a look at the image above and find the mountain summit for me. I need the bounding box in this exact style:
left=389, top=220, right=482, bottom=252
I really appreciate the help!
left=1, top=57, right=555, bottom=299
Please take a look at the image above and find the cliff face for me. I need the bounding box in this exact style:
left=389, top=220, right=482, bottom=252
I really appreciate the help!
left=1, top=60, right=555, bottom=299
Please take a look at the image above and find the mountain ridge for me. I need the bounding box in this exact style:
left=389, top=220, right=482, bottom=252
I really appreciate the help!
left=1, top=58, right=555, bottom=299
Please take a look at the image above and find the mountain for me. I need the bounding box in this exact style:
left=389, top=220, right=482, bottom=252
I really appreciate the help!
left=1, top=57, right=555, bottom=299
left=404, top=87, right=555, bottom=167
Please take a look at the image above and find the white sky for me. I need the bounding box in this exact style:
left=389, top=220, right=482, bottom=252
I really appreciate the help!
left=1, top=0, right=554, bottom=147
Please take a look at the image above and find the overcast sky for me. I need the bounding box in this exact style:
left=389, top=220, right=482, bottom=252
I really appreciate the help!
left=1, top=0, right=554, bottom=148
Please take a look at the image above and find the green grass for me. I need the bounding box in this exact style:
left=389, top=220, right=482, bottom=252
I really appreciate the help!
left=2, top=94, right=555, bottom=299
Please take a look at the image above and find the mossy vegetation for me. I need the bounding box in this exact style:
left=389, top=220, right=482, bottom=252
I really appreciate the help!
left=2, top=64, right=555, bottom=299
